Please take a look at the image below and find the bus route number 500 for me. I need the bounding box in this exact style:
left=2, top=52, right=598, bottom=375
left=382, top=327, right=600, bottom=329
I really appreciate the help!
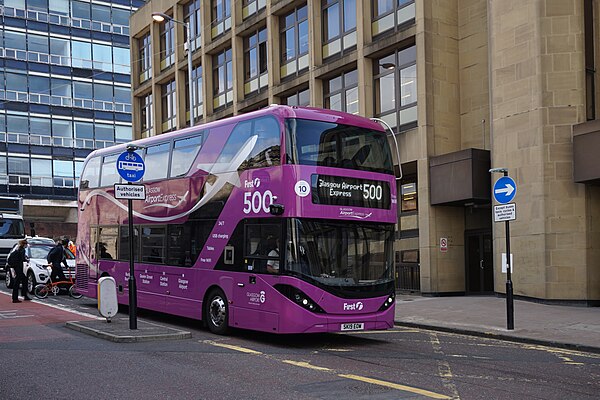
left=243, top=190, right=274, bottom=214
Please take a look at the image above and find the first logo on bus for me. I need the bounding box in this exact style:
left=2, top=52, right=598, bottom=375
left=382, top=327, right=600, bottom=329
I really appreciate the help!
left=117, top=150, right=146, bottom=182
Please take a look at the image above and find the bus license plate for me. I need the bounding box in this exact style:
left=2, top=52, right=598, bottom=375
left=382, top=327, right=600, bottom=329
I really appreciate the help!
left=341, top=323, right=364, bottom=331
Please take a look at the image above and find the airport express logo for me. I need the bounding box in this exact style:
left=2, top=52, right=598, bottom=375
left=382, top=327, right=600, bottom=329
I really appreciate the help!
left=343, top=301, right=364, bottom=311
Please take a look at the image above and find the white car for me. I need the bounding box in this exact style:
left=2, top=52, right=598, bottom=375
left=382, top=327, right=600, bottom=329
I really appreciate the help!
left=5, top=238, right=75, bottom=293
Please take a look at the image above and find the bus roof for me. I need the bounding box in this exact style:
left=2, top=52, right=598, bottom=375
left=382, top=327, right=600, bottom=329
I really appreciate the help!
left=87, top=105, right=386, bottom=159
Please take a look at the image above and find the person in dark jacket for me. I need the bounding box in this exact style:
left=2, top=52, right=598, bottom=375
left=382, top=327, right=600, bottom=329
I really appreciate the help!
left=10, top=239, right=31, bottom=303
left=47, top=238, right=69, bottom=283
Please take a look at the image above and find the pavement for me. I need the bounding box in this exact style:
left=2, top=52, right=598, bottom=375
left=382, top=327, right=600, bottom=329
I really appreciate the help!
left=66, top=317, right=192, bottom=343
left=58, top=294, right=598, bottom=352
left=394, top=294, right=600, bottom=353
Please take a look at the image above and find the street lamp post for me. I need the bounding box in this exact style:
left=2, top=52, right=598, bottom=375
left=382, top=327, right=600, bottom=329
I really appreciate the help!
left=152, top=12, right=195, bottom=127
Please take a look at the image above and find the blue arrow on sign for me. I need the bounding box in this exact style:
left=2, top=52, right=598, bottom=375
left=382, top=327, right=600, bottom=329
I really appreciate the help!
left=493, top=176, right=516, bottom=204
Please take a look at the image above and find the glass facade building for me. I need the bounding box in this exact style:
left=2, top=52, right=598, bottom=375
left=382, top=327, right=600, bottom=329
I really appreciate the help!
left=0, top=0, right=144, bottom=238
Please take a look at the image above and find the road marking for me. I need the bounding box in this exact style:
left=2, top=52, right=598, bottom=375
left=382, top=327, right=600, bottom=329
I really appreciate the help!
left=521, top=344, right=598, bottom=363
left=339, top=374, right=451, bottom=399
left=341, top=328, right=420, bottom=334
left=203, top=340, right=263, bottom=355
left=282, top=360, right=332, bottom=371
left=0, top=311, right=34, bottom=319
left=204, top=340, right=452, bottom=399
left=429, top=333, right=461, bottom=400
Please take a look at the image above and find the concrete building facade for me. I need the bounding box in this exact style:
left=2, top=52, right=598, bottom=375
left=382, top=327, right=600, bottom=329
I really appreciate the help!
left=130, top=0, right=600, bottom=305
left=0, top=0, right=144, bottom=239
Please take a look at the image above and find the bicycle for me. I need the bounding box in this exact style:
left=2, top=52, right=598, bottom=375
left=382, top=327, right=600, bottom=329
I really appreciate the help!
left=33, top=266, right=83, bottom=299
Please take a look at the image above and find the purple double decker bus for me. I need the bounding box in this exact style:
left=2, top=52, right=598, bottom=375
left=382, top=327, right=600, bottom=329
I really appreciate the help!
left=76, top=106, right=397, bottom=334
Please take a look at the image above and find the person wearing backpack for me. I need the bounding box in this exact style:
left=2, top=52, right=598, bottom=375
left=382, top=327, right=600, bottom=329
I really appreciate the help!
left=9, top=239, right=31, bottom=303
left=47, top=238, right=69, bottom=283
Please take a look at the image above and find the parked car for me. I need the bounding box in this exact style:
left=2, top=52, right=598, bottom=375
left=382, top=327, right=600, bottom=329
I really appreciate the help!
left=0, top=235, right=55, bottom=276
left=4, top=237, right=75, bottom=293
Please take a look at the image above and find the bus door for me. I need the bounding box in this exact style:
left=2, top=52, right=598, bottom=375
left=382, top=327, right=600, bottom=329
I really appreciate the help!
left=231, top=222, right=280, bottom=332
left=165, top=267, right=199, bottom=317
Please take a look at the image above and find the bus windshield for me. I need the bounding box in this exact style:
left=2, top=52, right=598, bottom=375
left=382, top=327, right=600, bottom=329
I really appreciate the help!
left=0, top=218, right=25, bottom=239
left=286, top=118, right=394, bottom=174
left=284, top=219, right=394, bottom=296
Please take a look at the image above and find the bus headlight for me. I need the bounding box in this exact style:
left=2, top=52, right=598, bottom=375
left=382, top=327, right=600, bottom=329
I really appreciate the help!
left=378, top=292, right=396, bottom=311
left=275, top=284, right=325, bottom=313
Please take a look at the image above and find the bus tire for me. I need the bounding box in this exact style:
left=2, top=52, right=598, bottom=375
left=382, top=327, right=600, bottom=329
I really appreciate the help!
left=205, top=288, right=229, bottom=335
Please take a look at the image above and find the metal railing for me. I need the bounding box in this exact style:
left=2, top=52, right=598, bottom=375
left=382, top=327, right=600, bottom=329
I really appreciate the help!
left=396, top=264, right=420, bottom=292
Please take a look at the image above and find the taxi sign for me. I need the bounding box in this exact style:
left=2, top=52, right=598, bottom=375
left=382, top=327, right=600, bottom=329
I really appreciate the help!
left=117, top=151, right=145, bottom=182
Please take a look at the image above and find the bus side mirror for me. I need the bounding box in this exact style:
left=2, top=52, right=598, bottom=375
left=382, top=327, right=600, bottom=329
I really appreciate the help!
left=269, top=204, right=284, bottom=216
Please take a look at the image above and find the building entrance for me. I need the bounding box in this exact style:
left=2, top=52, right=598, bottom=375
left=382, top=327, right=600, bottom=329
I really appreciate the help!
left=465, top=230, right=493, bottom=293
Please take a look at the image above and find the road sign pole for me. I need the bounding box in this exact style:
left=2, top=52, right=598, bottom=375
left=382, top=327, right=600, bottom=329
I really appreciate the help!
left=502, top=170, right=514, bottom=330
left=116, top=145, right=145, bottom=330
left=128, top=192, right=137, bottom=330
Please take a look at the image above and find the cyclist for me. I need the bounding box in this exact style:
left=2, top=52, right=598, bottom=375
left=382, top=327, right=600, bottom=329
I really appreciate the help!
left=47, top=238, right=69, bottom=284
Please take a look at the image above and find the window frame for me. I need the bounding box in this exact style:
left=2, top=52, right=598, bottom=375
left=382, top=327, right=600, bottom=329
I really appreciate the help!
left=324, top=68, right=359, bottom=114
left=138, top=32, right=152, bottom=83
left=279, top=5, right=309, bottom=79
left=161, top=79, right=177, bottom=132
left=373, top=45, right=417, bottom=133
left=159, top=18, right=175, bottom=70
left=212, top=48, right=233, bottom=110
left=243, top=27, right=268, bottom=96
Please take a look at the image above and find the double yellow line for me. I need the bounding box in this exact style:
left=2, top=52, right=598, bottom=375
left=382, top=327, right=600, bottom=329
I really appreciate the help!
left=204, top=340, right=451, bottom=399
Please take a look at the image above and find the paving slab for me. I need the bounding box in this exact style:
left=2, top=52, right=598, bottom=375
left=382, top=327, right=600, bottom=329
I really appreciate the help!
left=394, top=295, right=600, bottom=353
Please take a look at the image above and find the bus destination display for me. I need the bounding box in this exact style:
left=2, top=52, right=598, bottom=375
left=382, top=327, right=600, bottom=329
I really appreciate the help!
left=311, top=174, right=391, bottom=209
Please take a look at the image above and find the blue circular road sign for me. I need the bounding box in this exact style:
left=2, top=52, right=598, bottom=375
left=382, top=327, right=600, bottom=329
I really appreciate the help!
left=493, top=176, right=516, bottom=204
left=116, top=151, right=145, bottom=182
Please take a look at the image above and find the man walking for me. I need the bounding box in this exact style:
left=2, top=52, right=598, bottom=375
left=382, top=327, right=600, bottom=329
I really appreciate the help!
left=9, top=239, right=32, bottom=303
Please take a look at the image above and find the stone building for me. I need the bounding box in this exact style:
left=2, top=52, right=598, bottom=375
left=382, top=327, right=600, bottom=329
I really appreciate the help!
left=129, top=0, right=600, bottom=305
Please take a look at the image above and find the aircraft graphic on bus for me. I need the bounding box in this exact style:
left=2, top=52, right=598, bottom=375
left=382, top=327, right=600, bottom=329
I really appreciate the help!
left=118, top=160, right=144, bottom=171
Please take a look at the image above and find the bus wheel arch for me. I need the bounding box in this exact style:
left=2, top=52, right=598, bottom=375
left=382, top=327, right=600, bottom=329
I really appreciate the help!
left=204, top=286, right=230, bottom=335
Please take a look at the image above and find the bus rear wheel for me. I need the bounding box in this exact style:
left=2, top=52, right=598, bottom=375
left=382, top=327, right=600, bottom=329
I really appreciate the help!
left=206, top=289, right=229, bottom=335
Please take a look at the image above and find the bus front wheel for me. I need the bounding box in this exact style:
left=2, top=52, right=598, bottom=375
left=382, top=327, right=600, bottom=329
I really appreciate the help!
left=206, top=289, right=229, bottom=335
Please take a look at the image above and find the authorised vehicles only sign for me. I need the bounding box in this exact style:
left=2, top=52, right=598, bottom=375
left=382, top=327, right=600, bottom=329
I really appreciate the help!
left=114, top=184, right=146, bottom=200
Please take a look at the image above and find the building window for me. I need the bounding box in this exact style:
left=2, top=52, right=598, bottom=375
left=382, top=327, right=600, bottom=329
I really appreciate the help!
left=162, top=80, right=177, bottom=132
left=280, top=5, right=309, bottom=79
left=8, top=156, right=30, bottom=185
left=400, top=182, right=417, bottom=212
left=186, top=65, right=203, bottom=124
left=374, top=45, right=417, bottom=132
left=242, top=0, right=265, bottom=19
left=159, top=18, right=175, bottom=70
left=211, top=0, right=231, bottom=38
left=184, top=0, right=202, bottom=52
left=0, top=156, right=6, bottom=185
left=244, top=27, right=268, bottom=96
left=372, top=0, right=415, bottom=36
left=140, top=93, right=153, bottom=137
left=324, top=69, right=358, bottom=114
left=31, top=158, right=53, bottom=187
left=213, top=48, right=233, bottom=110
left=138, top=32, right=152, bottom=83
left=322, top=0, right=356, bottom=58
left=281, top=87, right=310, bottom=107
left=584, top=0, right=595, bottom=121
left=53, top=159, right=75, bottom=188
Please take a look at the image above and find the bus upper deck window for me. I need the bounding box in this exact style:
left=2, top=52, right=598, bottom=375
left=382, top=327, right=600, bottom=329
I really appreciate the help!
left=170, top=135, right=203, bottom=177
left=80, top=157, right=101, bottom=189
left=143, top=143, right=171, bottom=181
